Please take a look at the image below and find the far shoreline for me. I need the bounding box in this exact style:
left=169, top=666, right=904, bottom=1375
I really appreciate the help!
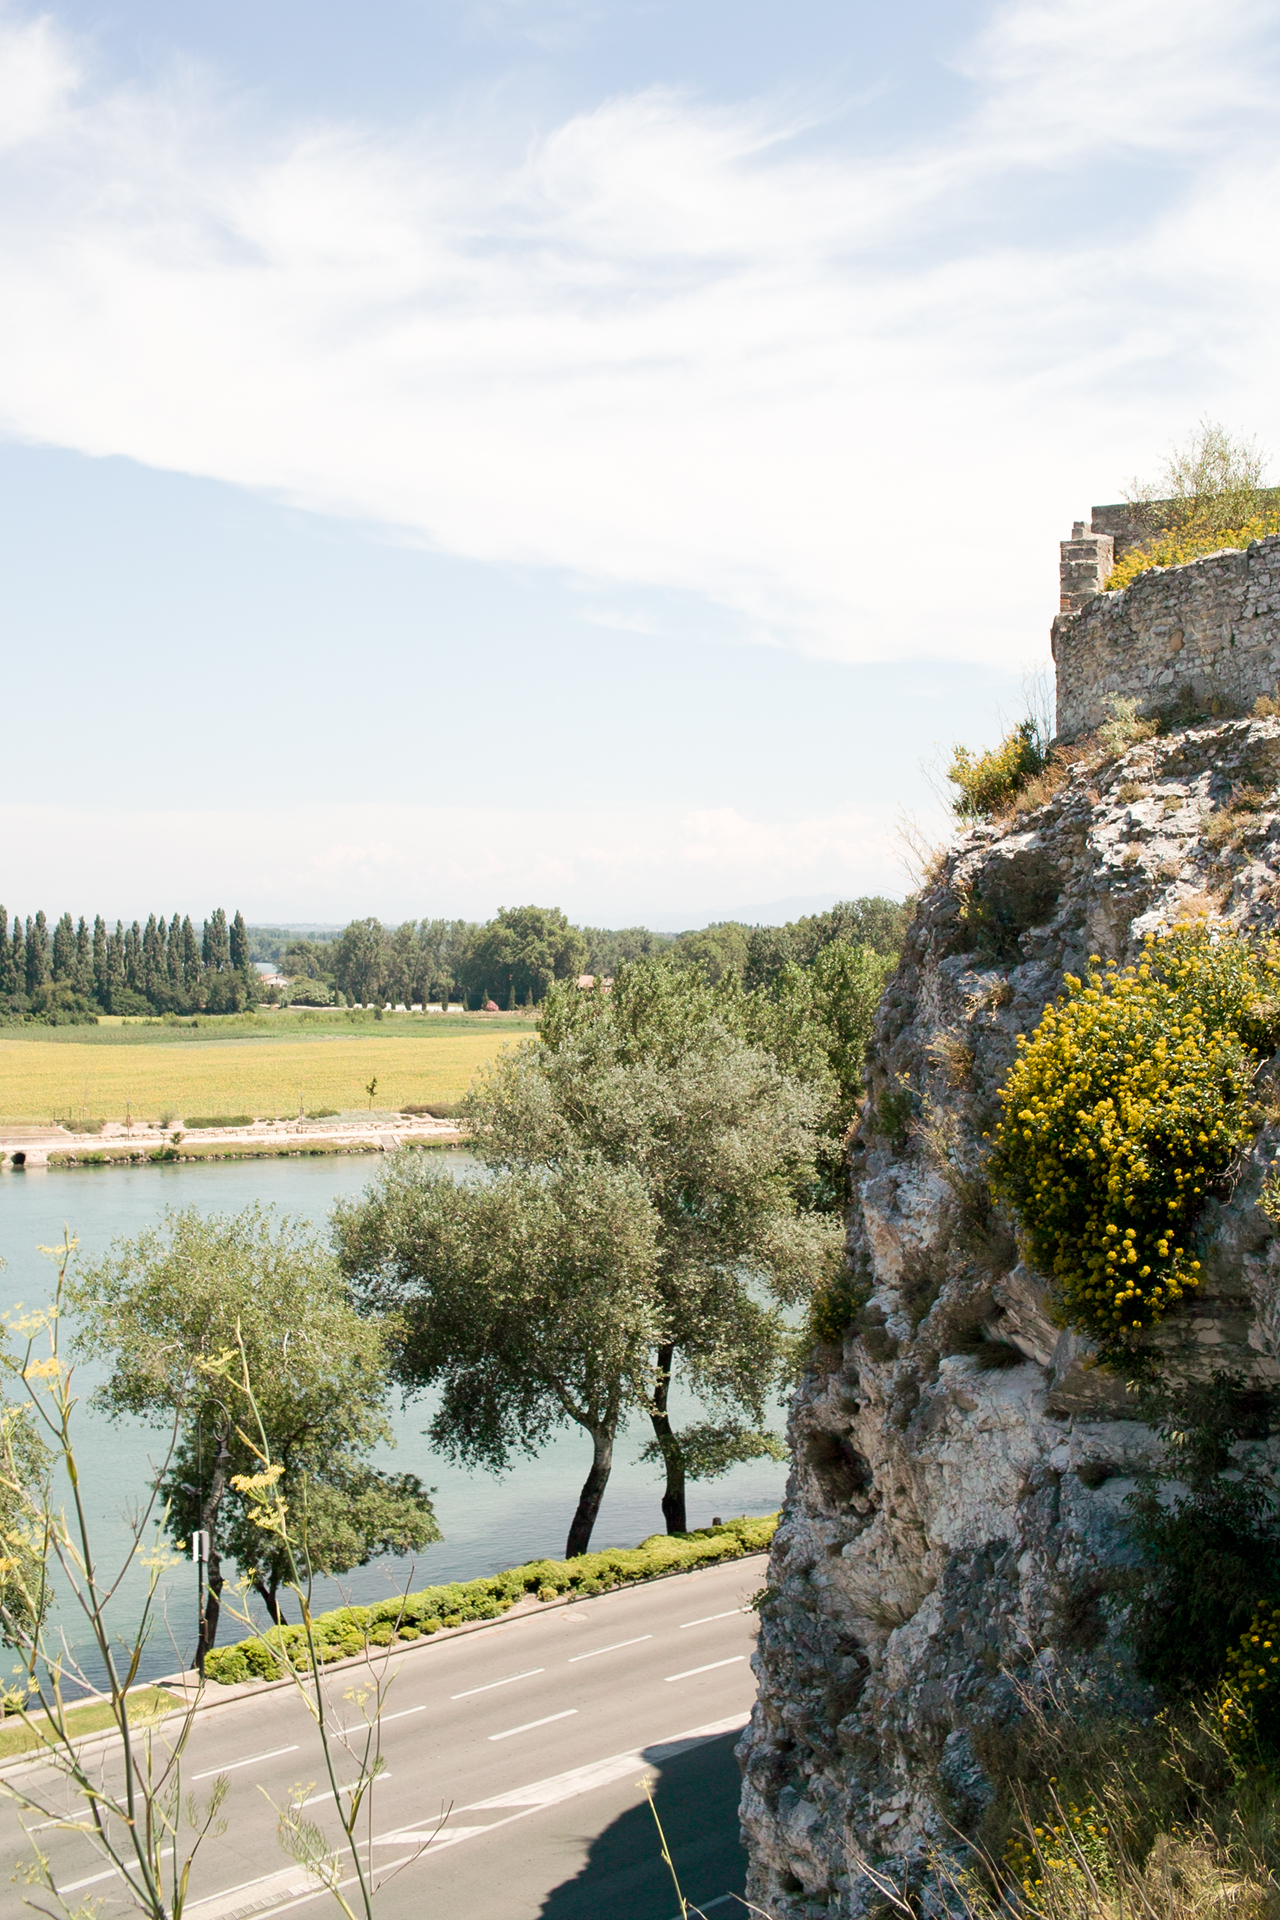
left=0, top=1115, right=464, bottom=1171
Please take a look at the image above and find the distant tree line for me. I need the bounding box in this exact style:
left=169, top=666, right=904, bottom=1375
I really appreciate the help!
left=0, top=904, right=256, bottom=1020
left=274, top=897, right=906, bottom=1012
left=0, top=894, right=907, bottom=1024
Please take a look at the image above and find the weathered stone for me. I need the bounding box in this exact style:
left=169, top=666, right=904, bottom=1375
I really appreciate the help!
left=740, top=715, right=1280, bottom=1918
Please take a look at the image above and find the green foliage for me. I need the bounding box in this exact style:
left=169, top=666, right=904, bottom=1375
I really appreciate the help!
left=667, top=921, right=752, bottom=984
left=457, top=904, right=587, bottom=1008
left=745, top=941, right=897, bottom=1209
left=947, top=719, right=1050, bottom=821
left=636, top=1423, right=787, bottom=1478
left=203, top=1515, right=777, bottom=1683
left=805, top=1260, right=871, bottom=1348
left=1123, top=1373, right=1280, bottom=1695
left=69, top=1205, right=438, bottom=1633
left=0, top=1392, right=50, bottom=1645
left=463, top=957, right=839, bottom=1527
left=334, top=1151, right=662, bottom=1554
left=1115, top=421, right=1278, bottom=590
left=991, top=929, right=1280, bottom=1362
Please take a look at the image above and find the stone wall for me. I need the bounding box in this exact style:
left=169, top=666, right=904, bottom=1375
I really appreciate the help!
left=739, top=714, right=1280, bottom=1918
left=1052, top=533, right=1280, bottom=740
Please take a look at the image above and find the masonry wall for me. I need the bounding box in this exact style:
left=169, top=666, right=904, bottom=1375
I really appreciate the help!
left=1053, top=532, right=1280, bottom=739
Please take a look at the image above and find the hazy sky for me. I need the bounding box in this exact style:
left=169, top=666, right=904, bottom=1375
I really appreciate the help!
left=1, top=0, right=1276, bottom=926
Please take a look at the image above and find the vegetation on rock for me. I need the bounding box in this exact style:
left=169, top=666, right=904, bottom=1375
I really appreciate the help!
left=991, top=928, right=1280, bottom=1361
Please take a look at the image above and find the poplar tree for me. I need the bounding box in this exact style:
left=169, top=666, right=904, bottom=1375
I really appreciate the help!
left=142, top=915, right=164, bottom=1006
left=0, top=908, right=13, bottom=999
left=52, top=912, right=75, bottom=982
left=11, top=919, right=24, bottom=1000
left=181, top=917, right=201, bottom=989
left=166, top=914, right=182, bottom=990
left=230, top=909, right=250, bottom=977
left=92, top=917, right=108, bottom=1008
left=26, top=913, right=50, bottom=993
left=203, top=909, right=230, bottom=974
left=124, top=922, right=142, bottom=993
left=74, top=917, right=91, bottom=997
left=107, top=924, right=126, bottom=1008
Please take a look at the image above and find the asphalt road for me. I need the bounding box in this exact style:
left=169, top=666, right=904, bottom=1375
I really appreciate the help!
left=0, top=1555, right=766, bottom=1919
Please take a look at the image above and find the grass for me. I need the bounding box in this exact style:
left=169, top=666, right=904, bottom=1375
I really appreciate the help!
left=0, top=1687, right=180, bottom=1762
left=0, top=1018, right=533, bottom=1126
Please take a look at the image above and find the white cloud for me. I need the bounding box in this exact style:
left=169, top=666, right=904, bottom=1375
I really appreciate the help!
left=0, top=0, right=1275, bottom=666
left=0, top=798, right=902, bottom=924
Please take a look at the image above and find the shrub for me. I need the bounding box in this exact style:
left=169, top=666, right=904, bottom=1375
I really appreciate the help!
left=1124, top=1373, right=1280, bottom=1697
left=1106, top=510, right=1280, bottom=594
left=947, top=720, right=1049, bottom=821
left=203, top=1515, right=779, bottom=1682
left=991, top=928, right=1280, bottom=1363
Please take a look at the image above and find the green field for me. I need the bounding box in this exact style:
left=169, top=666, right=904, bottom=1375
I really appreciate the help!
left=0, top=1011, right=536, bottom=1126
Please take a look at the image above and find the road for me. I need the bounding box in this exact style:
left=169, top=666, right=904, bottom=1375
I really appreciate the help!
left=0, top=1555, right=765, bottom=1918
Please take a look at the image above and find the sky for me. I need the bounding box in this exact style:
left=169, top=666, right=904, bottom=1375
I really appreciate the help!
left=1, top=0, right=1278, bottom=928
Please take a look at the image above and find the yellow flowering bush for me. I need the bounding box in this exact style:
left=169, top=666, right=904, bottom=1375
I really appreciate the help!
left=1218, top=1603, right=1280, bottom=1756
left=1106, top=510, right=1280, bottom=593
left=1005, top=1800, right=1113, bottom=1901
left=992, top=929, right=1280, bottom=1359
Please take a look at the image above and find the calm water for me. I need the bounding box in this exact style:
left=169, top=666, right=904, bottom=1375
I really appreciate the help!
left=0, top=1154, right=787, bottom=1687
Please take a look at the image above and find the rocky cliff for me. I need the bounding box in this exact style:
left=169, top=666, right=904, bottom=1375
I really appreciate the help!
left=739, top=713, right=1280, bottom=1917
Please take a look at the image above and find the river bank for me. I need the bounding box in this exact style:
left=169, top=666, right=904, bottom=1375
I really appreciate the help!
left=0, top=1111, right=463, bottom=1169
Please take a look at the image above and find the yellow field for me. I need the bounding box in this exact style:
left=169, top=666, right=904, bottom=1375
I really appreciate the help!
left=0, top=1031, right=524, bottom=1126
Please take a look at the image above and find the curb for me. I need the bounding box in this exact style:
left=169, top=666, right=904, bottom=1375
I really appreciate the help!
left=0, top=1552, right=769, bottom=1782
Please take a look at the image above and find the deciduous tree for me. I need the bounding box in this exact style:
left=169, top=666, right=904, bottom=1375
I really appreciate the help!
left=70, top=1206, right=438, bottom=1659
left=335, top=1155, right=662, bottom=1556
left=460, top=960, right=839, bottom=1533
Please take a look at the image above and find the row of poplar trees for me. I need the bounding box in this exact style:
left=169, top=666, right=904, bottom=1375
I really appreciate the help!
left=0, top=905, right=256, bottom=1018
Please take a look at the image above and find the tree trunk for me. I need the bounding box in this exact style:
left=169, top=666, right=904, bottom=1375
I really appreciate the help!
left=195, top=1434, right=231, bottom=1672
left=253, top=1579, right=288, bottom=1626
left=565, top=1423, right=615, bottom=1558
left=648, top=1343, right=687, bottom=1534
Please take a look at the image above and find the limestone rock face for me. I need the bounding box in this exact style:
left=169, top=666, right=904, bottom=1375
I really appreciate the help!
left=739, top=716, right=1280, bottom=1918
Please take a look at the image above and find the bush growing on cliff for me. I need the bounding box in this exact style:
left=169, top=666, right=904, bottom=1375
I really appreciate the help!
left=947, top=719, right=1051, bottom=821
left=1112, top=420, right=1280, bottom=591
left=991, top=928, right=1280, bottom=1364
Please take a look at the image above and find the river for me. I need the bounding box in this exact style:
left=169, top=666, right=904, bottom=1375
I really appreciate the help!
left=0, top=1154, right=787, bottom=1688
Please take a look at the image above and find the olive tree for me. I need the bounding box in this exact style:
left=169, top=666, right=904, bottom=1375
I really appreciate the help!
left=334, top=1154, right=662, bottom=1556
left=70, top=1205, right=438, bottom=1661
left=460, top=959, right=841, bottom=1533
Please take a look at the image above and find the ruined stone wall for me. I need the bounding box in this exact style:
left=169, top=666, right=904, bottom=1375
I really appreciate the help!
left=1053, top=533, right=1280, bottom=739
left=739, top=715, right=1280, bottom=1919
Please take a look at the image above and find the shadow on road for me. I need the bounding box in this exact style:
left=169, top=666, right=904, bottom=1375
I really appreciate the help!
left=537, top=1729, right=748, bottom=1919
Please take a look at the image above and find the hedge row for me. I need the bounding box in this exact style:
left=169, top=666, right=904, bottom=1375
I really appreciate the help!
left=204, top=1515, right=777, bottom=1686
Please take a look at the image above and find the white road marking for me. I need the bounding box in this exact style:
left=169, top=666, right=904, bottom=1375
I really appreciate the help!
left=451, top=1667, right=544, bottom=1699
left=377, top=1703, right=430, bottom=1724
left=488, top=1709, right=577, bottom=1741
left=301, top=1773, right=388, bottom=1809
left=59, top=1847, right=173, bottom=1896
left=191, top=1744, right=299, bottom=1780
left=185, top=1717, right=752, bottom=1917
left=664, top=1657, right=745, bottom=1682
left=568, top=1635, right=652, bottom=1662
left=679, top=1609, right=749, bottom=1629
